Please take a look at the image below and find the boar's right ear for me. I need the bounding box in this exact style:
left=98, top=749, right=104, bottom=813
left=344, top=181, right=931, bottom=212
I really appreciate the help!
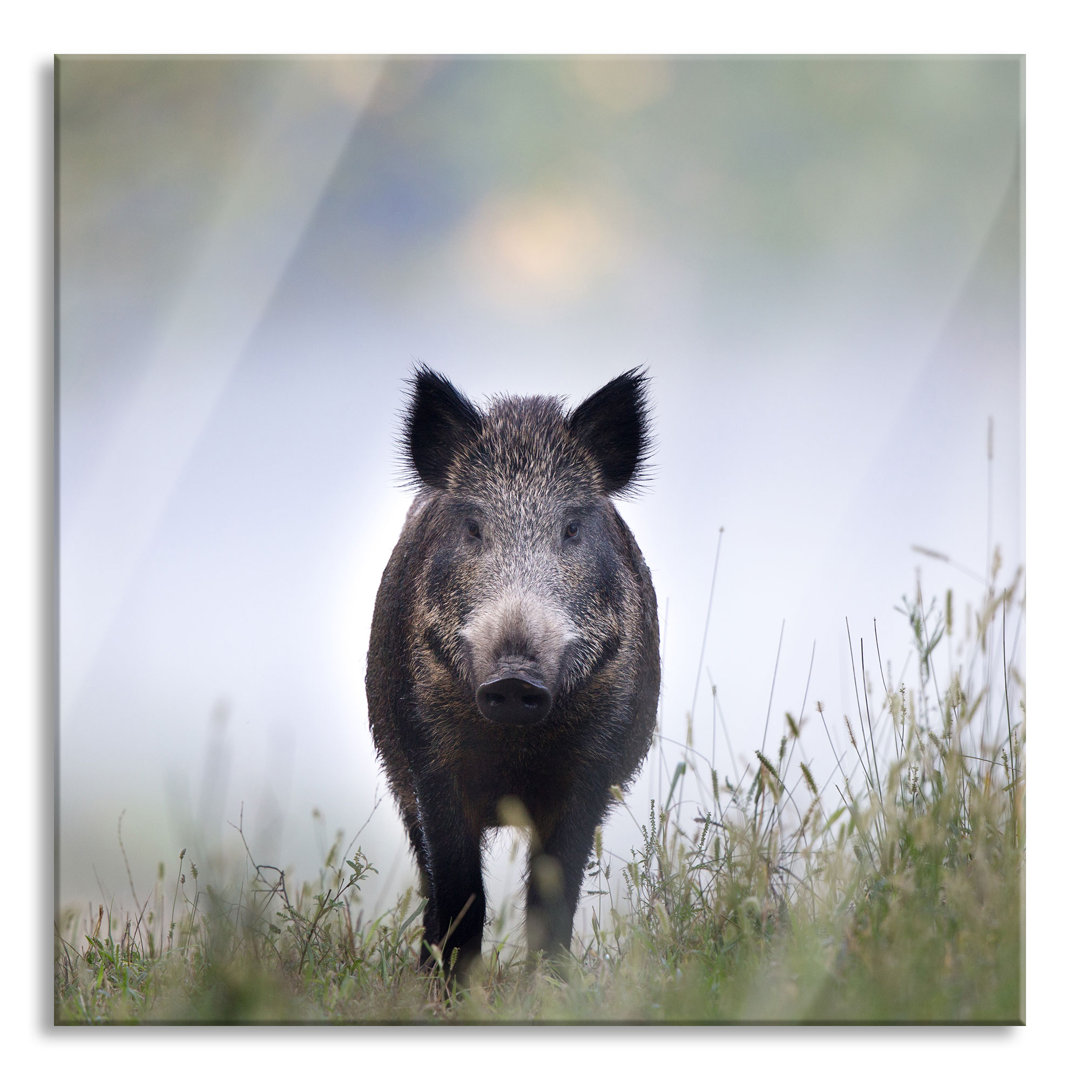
left=403, top=366, right=483, bottom=489
left=568, top=368, right=653, bottom=496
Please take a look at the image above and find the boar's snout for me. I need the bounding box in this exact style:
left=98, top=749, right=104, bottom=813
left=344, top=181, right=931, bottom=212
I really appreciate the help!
left=462, top=590, right=573, bottom=725
left=476, top=669, right=553, bottom=725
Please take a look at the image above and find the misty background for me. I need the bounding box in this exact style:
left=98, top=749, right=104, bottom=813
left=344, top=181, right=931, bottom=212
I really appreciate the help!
left=57, top=56, right=1023, bottom=937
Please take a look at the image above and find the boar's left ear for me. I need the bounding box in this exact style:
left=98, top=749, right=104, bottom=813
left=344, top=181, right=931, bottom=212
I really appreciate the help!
left=404, top=366, right=483, bottom=489
left=568, top=368, right=653, bottom=495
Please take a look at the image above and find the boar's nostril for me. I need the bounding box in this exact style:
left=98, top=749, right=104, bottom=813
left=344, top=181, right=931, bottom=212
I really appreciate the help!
left=476, top=675, right=553, bottom=725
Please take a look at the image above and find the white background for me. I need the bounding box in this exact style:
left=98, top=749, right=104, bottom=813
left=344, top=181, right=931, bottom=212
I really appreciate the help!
left=6, top=0, right=1074, bottom=1070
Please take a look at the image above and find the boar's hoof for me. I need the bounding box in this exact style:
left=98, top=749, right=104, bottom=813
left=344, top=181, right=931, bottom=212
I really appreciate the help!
left=476, top=674, right=553, bottom=725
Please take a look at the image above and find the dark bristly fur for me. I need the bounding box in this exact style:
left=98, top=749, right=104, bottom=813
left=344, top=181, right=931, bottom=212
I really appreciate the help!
left=366, top=368, right=660, bottom=979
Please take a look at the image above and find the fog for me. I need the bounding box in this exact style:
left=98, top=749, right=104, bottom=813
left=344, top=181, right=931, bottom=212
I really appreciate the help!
left=57, top=56, right=1023, bottom=940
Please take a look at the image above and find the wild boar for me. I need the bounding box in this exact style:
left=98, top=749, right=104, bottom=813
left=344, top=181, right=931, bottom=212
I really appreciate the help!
left=366, top=366, right=660, bottom=976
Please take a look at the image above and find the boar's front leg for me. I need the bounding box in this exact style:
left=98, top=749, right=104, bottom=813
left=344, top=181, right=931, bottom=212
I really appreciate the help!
left=415, top=777, right=485, bottom=977
left=525, top=789, right=611, bottom=965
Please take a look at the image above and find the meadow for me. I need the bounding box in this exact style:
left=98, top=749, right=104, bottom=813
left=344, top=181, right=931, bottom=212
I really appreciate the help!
left=54, top=561, right=1024, bottom=1024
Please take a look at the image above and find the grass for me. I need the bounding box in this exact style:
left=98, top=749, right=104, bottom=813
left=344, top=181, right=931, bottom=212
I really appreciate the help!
left=54, top=560, right=1024, bottom=1024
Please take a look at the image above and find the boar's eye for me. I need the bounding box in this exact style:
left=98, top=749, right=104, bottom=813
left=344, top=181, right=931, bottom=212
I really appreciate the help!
left=465, top=519, right=482, bottom=541
left=563, top=521, right=581, bottom=542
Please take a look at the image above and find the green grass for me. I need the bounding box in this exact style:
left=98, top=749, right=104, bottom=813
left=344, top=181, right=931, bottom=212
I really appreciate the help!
left=54, top=564, right=1024, bottom=1024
